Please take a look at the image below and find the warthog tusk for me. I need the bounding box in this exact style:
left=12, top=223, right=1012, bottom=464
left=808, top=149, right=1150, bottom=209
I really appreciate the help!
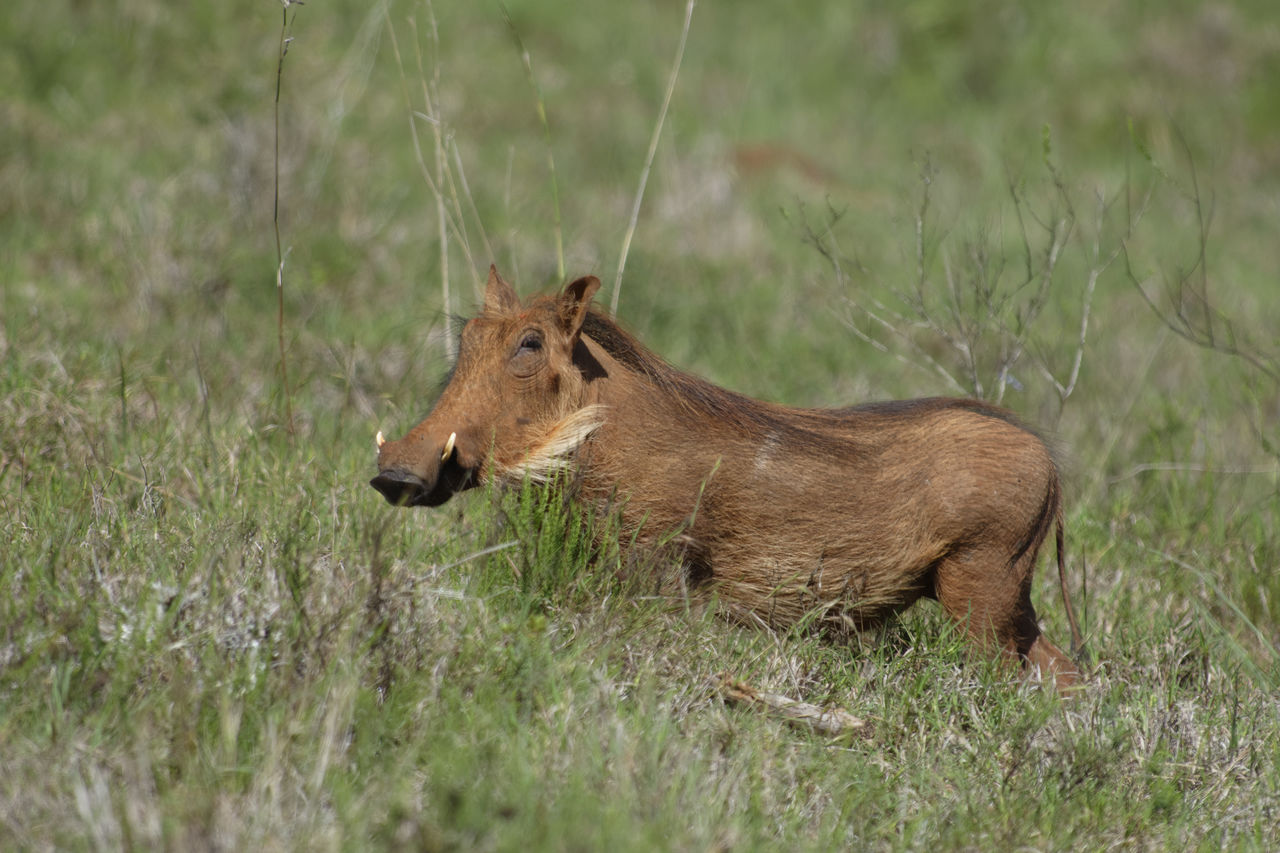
left=442, top=431, right=456, bottom=462
left=376, top=430, right=385, bottom=449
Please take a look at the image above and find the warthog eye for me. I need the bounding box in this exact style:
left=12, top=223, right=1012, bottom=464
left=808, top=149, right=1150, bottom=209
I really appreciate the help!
left=510, top=329, right=546, bottom=378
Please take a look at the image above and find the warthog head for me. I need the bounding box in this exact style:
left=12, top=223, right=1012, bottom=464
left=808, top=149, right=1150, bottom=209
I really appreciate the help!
left=370, top=266, right=605, bottom=507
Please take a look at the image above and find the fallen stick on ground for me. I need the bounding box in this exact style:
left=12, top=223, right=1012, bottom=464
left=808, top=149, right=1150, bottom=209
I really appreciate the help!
left=717, top=674, right=868, bottom=737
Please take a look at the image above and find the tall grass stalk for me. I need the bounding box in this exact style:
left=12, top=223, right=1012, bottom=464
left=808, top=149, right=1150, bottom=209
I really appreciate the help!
left=1158, top=547, right=1280, bottom=691
left=502, top=4, right=564, bottom=281
left=272, top=0, right=301, bottom=436
left=413, top=8, right=453, bottom=360
left=410, top=5, right=496, bottom=308
left=611, top=0, right=695, bottom=317
left=386, top=4, right=492, bottom=352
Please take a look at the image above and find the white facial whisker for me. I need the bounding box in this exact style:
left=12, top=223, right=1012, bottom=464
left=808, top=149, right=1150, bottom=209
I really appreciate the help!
left=498, top=406, right=607, bottom=482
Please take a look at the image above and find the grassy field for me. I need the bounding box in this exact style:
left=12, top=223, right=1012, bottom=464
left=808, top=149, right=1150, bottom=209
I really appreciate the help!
left=3, top=0, right=1279, bottom=849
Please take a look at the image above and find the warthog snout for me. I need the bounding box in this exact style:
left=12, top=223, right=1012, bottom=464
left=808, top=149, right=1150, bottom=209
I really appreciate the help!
left=371, top=430, right=475, bottom=507
left=369, top=469, right=431, bottom=506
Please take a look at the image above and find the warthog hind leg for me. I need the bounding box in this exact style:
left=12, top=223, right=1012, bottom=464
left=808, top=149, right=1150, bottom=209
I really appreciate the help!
left=933, top=545, right=1080, bottom=688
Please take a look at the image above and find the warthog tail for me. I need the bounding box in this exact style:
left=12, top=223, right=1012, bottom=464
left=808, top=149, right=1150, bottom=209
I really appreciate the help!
left=1056, top=509, right=1088, bottom=664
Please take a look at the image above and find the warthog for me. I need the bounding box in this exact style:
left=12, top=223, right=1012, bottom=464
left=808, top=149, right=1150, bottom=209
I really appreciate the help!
left=372, top=267, right=1084, bottom=686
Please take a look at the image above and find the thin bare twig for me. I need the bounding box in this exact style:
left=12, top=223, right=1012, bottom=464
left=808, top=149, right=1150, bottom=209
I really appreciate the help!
left=1122, top=127, right=1279, bottom=383
left=718, top=674, right=868, bottom=738
left=828, top=153, right=1119, bottom=413
left=799, top=198, right=969, bottom=395
left=1035, top=182, right=1144, bottom=413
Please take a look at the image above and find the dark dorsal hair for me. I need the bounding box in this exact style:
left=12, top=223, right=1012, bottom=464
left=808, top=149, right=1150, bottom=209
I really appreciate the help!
left=580, top=309, right=1041, bottom=445
left=581, top=309, right=791, bottom=436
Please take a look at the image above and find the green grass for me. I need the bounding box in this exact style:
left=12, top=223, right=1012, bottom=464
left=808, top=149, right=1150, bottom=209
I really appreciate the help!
left=3, top=0, right=1279, bottom=849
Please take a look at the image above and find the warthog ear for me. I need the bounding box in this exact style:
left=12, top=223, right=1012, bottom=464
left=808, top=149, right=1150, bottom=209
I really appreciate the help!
left=484, top=264, right=520, bottom=314
left=558, top=275, right=601, bottom=339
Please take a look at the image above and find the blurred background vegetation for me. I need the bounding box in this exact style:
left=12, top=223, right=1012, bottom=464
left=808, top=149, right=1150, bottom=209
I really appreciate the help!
left=2, top=0, right=1278, bottom=847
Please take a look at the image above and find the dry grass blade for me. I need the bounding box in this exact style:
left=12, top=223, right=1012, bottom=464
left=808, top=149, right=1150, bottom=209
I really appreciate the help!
left=501, top=3, right=564, bottom=280
left=385, top=3, right=489, bottom=348
left=411, top=8, right=453, bottom=359
left=610, top=0, right=695, bottom=317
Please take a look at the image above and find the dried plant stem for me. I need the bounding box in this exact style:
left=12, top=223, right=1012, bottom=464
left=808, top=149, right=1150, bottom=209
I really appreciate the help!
left=806, top=199, right=967, bottom=394
left=449, top=142, right=497, bottom=290
left=1038, top=185, right=1140, bottom=410
left=1122, top=131, right=1279, bottom=384
left=718, top=675, right=867, bottom=738
left=273, top=1, right=301, bottom=436
left=611, top=0, right=695, bottom=317
left=410, top=5, right=495, bottom=307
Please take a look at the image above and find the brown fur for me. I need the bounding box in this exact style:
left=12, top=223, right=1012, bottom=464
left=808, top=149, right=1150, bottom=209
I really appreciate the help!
left=372, top=267, right=1085, bottom=688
